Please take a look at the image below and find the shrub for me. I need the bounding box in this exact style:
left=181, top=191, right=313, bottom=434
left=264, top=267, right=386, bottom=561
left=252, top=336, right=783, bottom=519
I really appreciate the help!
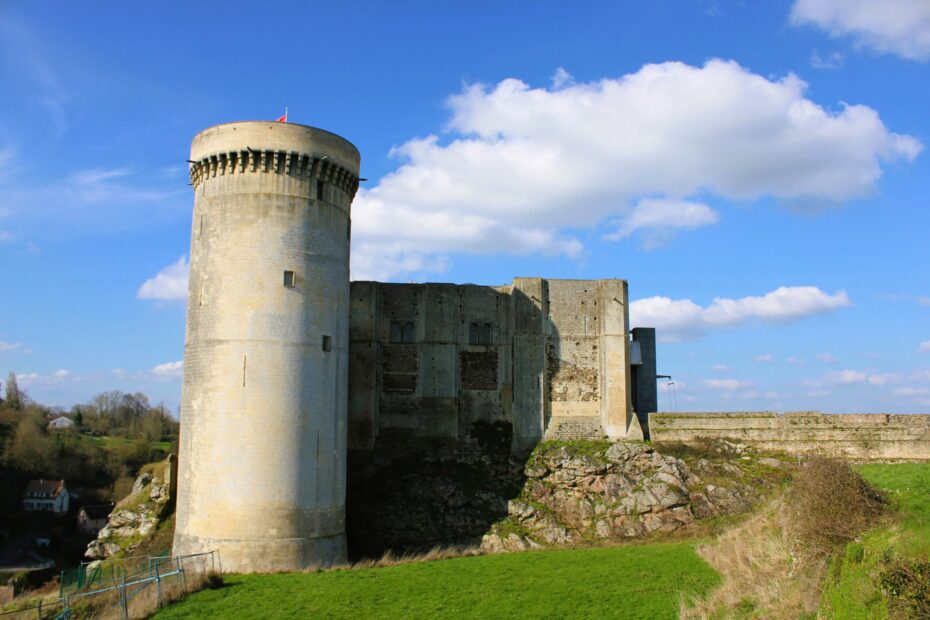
left=791, top=458, right=886, bottom=553
left=880, top=558, right=930, bottom=619
left=205, top=572, right=224, bottom=590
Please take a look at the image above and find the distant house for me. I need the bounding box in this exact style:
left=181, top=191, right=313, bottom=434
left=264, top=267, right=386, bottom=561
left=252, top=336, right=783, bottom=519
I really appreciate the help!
left=22, top=479, right=70, bottom=514
left=77, top=504, right=113, bottom=535
left=47, top=416, right=75, bottom=431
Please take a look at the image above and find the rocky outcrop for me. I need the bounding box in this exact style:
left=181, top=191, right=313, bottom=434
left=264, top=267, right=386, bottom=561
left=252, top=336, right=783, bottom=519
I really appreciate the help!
left=85, top=464, right=174, bottom=560
left=481, top=441, right=774, bottom=552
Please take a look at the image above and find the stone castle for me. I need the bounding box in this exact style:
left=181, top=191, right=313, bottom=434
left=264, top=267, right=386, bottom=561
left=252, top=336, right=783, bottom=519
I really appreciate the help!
left=173, top=121, right=657, bottom=573
left=173, top=121, right=930, bottom=574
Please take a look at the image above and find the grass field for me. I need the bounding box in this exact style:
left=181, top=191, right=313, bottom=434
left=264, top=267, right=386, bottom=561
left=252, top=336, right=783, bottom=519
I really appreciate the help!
left=818, top=463, right=930, bottom=618
left=84, top=434, right=173, bottom=452
left=155, top=543, right=719, bottom=620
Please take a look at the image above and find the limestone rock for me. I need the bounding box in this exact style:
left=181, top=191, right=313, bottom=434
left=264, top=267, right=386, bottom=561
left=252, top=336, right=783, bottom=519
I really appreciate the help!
left=84, top=465, right=173, bottom=560
left=481, top=441, right=767, bottom=553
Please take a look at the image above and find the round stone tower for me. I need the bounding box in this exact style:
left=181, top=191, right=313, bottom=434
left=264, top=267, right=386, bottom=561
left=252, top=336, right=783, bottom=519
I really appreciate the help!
left=173, top=121, right=360, bottom=572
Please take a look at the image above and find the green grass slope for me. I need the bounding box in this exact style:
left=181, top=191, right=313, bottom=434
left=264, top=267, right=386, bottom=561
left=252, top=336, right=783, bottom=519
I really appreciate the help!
left=819, top=463, right=930, bottom=619
left=155, top=543, right=718, bottom=620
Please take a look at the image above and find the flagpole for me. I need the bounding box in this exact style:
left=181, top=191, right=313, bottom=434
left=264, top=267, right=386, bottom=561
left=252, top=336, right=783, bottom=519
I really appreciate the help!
left=285, top=107, right=288, bottom=123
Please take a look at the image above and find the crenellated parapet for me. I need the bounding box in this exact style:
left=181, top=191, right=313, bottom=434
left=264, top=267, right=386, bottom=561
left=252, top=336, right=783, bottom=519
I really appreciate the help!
left=189, top=149, right=360, bottom=198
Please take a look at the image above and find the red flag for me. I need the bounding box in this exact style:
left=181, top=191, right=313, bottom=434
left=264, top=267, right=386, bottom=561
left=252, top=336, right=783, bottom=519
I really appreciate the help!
left=275, top=114, right=287, bottom=123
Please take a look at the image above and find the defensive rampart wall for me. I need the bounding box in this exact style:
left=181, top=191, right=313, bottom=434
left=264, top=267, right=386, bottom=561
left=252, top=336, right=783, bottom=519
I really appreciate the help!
left=649, top=412, right=930, bottom=461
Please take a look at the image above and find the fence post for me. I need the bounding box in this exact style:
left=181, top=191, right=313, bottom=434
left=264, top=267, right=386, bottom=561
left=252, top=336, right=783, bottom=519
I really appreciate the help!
left=119, top=576, right=129, bottom=620
left=36, top=599, right=41, bottom=620
left=179, top=556, right=188, bottom=592
left=155, top=560, right=163, bottom=608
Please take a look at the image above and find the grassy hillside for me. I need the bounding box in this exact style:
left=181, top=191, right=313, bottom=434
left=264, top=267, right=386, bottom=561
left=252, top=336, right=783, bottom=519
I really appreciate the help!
left=155, top=543, right=718, bottom=620
left=819, top=463, right=930, bottom=619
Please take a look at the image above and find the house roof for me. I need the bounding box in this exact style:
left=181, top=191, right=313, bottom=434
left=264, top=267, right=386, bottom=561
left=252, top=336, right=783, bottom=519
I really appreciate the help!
left=23, top=479, right=66, bottom=499
left=80, top=504, right=113, bottom=519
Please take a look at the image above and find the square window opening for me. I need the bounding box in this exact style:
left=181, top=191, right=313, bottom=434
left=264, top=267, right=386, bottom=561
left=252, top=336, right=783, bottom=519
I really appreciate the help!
left=317, top=181, right=325, bottom=201
left=322, top=335, right=332, bottom=352
left=283, top=270, right=296, bottom=288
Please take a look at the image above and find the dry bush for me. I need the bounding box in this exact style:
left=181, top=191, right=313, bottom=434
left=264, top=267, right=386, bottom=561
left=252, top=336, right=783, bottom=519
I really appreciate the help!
left=681, top=497, right=825, bottom=620
left=791, top=458, right=886, bottom=553
left=302, top=545, right=484, bottom=574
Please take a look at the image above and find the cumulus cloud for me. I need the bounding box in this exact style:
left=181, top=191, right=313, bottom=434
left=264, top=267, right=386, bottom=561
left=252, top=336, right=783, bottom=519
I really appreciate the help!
left=630, top=286, right=851, bottom=342
left=0, top=341, right=20, bottom=352
left=791, top=0, right=930, bottom=61
left=604, top=198, right=719, bottom=249
left=816, top=352, right=838, bottom=363
left=137, top=257, right=189, bottom=301
left=920, top=340, right=930, bottom=353
left=151, top=360, right=183, bottom=379
left=753, top=353, right=774, bottom=363
left=351, top=59, right=920, bottom=280
left=712, top=364, right=730, bottom=372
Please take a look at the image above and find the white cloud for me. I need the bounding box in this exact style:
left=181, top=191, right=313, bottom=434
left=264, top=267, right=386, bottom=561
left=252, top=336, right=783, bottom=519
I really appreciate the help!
left=816, top=353, right=838, bottom=363
left=550, top=67, right=574, bottom=89
left=810, top=50, right=845, bottom=69
left=918, top=297, right=930, bottom=307
left=16, top=369, right=84, bottom=387
left=604, top=198, right=719, bottom=249
left=787, top=356, right=806, bottom=364
left=712, top=364, right=730, bottom=372
left=151, top=361, right=183, bottom=379
left=0, top=341, right=20, bottom=352
left=825, top=369, right=867, bottom=384
left=919, top=340, right=930, bottom=353
left=791, top=0, right=930, bottom=61
left=137, top=257, right=189, bottom=301
left=351, top=59, right=920, bottom=280
left=753, top=353, right=774, bottom=363
left=812, top=369, right=903, bottom=387
left=703, top=378, right=754, bottom=391
left=630, top=286, right=851, bottom=342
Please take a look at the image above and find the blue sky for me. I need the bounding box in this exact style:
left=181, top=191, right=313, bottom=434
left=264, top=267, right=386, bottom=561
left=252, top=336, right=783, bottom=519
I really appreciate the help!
left=1, top=0, right=928, bottom=414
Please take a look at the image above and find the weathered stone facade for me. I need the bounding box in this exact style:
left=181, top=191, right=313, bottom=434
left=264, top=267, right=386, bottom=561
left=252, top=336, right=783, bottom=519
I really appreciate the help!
left=650, top=412, right=930, bottom=461
left=348, top=278, right=649, bottom=454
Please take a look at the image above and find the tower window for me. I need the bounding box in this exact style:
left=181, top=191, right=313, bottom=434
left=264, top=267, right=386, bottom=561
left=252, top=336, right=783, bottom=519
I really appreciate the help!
left=469, top=322, right=493, bottom=345
left=390, top=321, right=416, bottom=343
left=283, top=270, right=296, bottom=288
left=317, top=181, right=325, bottom=201
left=322, top=335, right=332, bottom=352
left=481, top=323, right=493, bottom=345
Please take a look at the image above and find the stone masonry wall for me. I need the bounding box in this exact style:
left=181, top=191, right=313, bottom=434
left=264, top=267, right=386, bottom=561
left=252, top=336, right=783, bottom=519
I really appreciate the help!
left=649, top=412, right=930, bottom=461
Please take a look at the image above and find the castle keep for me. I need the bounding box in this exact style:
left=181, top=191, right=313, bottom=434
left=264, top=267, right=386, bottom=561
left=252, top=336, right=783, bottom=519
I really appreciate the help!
left=173, top=121, right=656, bottom=572
left=348, top=280, right=657, bottom=452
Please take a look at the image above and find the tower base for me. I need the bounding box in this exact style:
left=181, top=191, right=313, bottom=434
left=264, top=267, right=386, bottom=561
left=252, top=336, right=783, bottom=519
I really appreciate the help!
left=172, top=532, right=347, bottom=573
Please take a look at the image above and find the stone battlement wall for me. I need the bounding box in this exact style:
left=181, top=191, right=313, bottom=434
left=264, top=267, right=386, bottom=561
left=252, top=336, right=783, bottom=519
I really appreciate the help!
left=649, top=412, right=930, bottom=461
